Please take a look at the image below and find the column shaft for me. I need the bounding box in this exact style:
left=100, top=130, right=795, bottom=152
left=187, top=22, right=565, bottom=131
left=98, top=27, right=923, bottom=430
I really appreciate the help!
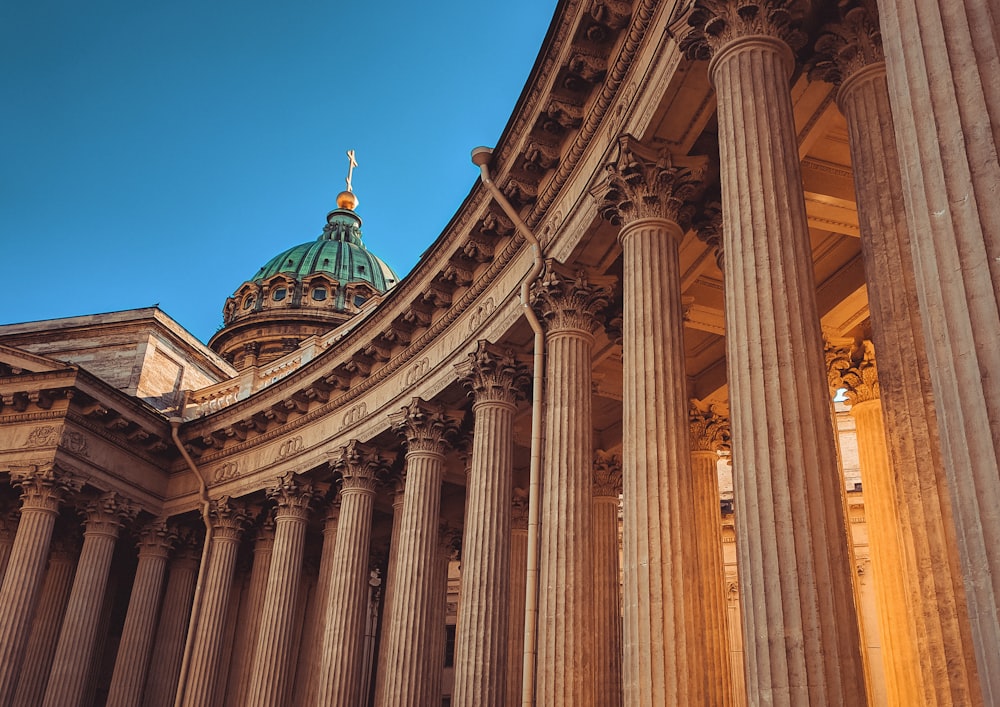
left=507, top=498, right=528, bottom=707
left=837, top=59, right=983, bottom=705
left=875, top=2, right=1000, bottom=693
left=372, top=490, right=404, bottom=703
left=226, top=524, right=274, bottom=707
left=452, top=398, right=517, bottom=706
left=11, top=544, right=76, bottom=706
left=711, top=35, right=866, bottom=705
left=593, top=491, right=622, bottom=707
left=298, top=506, right=339, bottom=707
left=142, top=549, right=199, bottom=707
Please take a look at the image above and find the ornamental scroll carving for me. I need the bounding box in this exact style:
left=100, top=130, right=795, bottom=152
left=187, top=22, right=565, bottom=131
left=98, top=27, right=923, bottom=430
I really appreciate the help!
left=25, top=425, right=59, bottom=447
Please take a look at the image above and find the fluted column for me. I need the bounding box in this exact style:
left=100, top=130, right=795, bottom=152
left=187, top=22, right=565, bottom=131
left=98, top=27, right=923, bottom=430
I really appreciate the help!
left=592, top=136, right=719, bottom=704
left=376, top=398, right=461, bottom=707
left=592, top=451, right=623, bottom=707
left=106, top=519, right=177, bottom=707
left=11, top=530, right=79, bottom=707
left=451, top=341, right=530, bottom=707
left=246, top=474, right=317, bottom=707
left=688, top=402, right=735, bottom=707
left=0, top=504, right=18, bottom=581
left=177, top=496, right=249, bottom=707
left=0, top=465, right=80, bottom=706
left=42, top=491, right=137, bottom=707
left=530, top=262, right=613, bottom=706
left=226, top=514, right=276, bottom=707
left=426, top=526, right=459, bottom=707
left=317, top=442, right=389, bottom=707
left=814, top=9, right=984, bottom=702
left=507, top=491, right=528, bottom=707
left=142, top=528, right=201, bottom=707
left=298, top=500, right=340, bottom=707
left=680, top=5, right=867, bottom=703
left=873, top=0, right=1000, bottom=694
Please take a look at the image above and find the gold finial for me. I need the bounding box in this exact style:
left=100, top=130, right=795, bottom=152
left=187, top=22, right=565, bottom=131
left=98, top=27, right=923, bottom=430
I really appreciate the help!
left=337, top=149, right=359, bottom=210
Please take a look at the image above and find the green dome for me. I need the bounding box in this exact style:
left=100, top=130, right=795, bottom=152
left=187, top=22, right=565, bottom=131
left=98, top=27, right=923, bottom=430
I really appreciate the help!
left=252, top=208, right=398, bottom=291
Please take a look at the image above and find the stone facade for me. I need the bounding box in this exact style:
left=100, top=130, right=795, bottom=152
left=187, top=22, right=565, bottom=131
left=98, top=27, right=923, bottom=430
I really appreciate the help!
left=1, top=0, right=998, bottom=704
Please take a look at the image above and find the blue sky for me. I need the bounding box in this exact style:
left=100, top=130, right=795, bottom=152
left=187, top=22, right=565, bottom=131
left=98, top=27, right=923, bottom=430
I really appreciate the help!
left=1, top=0, right=555, bottom=343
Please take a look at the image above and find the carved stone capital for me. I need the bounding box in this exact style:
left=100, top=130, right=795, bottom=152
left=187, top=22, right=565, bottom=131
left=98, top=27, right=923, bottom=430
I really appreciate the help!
left=137, top=518, right=177, bottom=558
left=209, top=496, right=251, bottom=541
left=173, top=524, right=204, bottom=561
left=329, top=440, right=391, bottom=494
left=439, top=523, right=462, bottom=562
left=390, top=398, right=463, bottom=456
left=592, top=135, right=707, bottom=230
left=0, top=502, right=19, bottom=540
left=678, top=0, right=808, bottom=62
left=840, top=340, right=880, bottom=405
left=512, top=487, right=529, bottom=530
left=693, top=200, right=725, bottom=269
left=267, top=472, right=319, bottom=519
left=810, top=0, right=884, bottom=88
left=531, top=260, right=615, bottom=336
left=10, top=464, right=82, bottom=514
left=689, top=400, right=732, bottom=453
left=456, top=340, right=531, bottom=406
left=81, top=491, right=139, bottom=536
left=593, top=450, right=623, bottom=498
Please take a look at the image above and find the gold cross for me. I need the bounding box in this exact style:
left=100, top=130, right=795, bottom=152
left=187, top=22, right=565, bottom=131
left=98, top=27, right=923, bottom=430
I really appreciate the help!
left=346, top=149, right=358, bottom=193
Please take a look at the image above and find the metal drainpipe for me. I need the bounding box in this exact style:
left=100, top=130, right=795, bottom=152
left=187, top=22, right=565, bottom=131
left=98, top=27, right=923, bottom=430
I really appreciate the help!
left=170, top=408, right=213, bottom=707
left=471, top=146, right=545, bottom=707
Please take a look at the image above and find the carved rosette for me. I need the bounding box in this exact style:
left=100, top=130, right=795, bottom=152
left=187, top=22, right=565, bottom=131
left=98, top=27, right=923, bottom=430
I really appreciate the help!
left=531, top=260, right=615, bottom=336
left=390, top=398, right=463, bottom=456
left=810, top=0, right=884, bottom=88
left=689, top=400, right=732, bottom=453
left=456, top=340, right=531, bottom=407
left=266, top=473, right=318, bottom=520
left=330, top=440, right=391, bottom=494
left=512, top=488, right=529, bottom=531
left=679, top=0, right=808, bottom=61
left=10, top=464, right=82, bottom=513
left=136, top=518, right=177, bottom=559
left=593, top=450, right=623, bottom=498
left=81, top=491, right=139, bottom=536
left=591, top=135, right=707, bottom=231
left=209, top=496, right=251, bottom=541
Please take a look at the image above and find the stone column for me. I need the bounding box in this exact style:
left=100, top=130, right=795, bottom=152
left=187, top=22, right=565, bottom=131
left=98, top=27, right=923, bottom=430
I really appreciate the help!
left=873, top=0, right=1000, bottom=694
left=246, top=474, right=316, bottom=707
left=372, top=480, right=404, bottom=703
left=530, top=261, right=613, bottom=707
left=11, top=530, right=79, bottom=707
left=0, top=464, right=80, bottom=705
left=592, top=451, right=623, bottom=707
left=316, top=442, right=389, bottom=707
left=451, top=341, right=529, bottom=707
left=426, top=526, right=459, bottom=707
left=106, top=519, right=177, bottom=707
left=813, top=8, right=984, bottom=703
left=298, top=500, right=340, bottom=707
left=507, top=490, right=528, bottom=707
left=177, top=496, right=249, bottom=707
left=142, top=528, right=201, bottom=707
left=0, top=504, right=18, bottom=581
left=592, top=136, right=720, bottom=704
left=688, top=402, right=735, bottom=707
left=680, top=5, right=868, bottom=704
left=42, top=491, right=137, bottom=707
left=376, top=398, right=460, bottom=707
left=227, top=514, right=276, bottom=707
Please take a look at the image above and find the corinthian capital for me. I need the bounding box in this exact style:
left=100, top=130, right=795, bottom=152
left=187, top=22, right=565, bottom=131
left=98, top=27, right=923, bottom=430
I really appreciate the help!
left=329, top=440, right=392, bottom=493
left=689, top=400, right=732, bottom=453
left=835, top=340, right=880, bottom=405
left=591, top=135, right=707, bottom=231
left=455, top=340, right=531, bottom=406
left=81, top=491, right=139, bottom=536
left=531, top=260, right=615, bottom=335
left=390, top=398, right=463, bottom=456
left=10, top=464, right=83, bottom=513
left=208, top=495, right=250, bottom=540
left=136, top=518, right=177, bottom=558
left=267, top=472, right=319, bottom=518
left=810, top=0, right=884, bottom=87
left=593, top=450, right=623, bottom=498
left=677, top=0, right=808, bottom=61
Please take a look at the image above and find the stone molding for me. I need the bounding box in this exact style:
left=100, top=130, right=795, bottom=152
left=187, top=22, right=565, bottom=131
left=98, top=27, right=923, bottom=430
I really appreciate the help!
left=593, top=450, right=623, bottom=497
left=455, top=340, right=531, bottom=407
left=531, top=260, right=615, bottom=336
left=591, top=134, right=707, bottom=230
left=389, top=398, right=463, bottom=456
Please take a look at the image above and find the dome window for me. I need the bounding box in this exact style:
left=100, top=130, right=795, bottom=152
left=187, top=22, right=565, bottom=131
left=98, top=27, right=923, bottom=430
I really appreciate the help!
left=357, top=265, right=366, bottom=274
left=272, top=288, right=287, bottom=302
left=311, top=287, right=328, bottom=301
left=242, top=295, right=255, bottom=310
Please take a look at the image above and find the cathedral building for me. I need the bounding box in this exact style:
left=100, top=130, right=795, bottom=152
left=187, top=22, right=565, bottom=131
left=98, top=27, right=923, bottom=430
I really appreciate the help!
left=1, top=0, right=998, bottom=705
